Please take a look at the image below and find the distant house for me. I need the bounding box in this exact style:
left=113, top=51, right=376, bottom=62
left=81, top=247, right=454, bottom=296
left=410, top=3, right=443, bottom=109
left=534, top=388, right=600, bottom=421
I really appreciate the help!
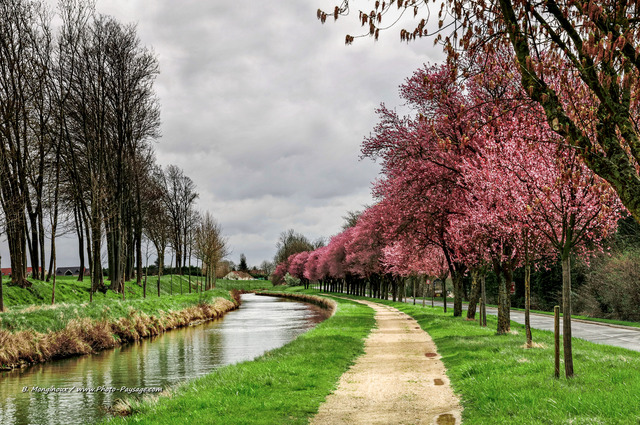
left=248, top=269, right=268, bottom=279
left=223, top=271, right=254, bottom=280
left=1, top=267, right=39, bottom=276
left=56, top=266, right=89, bottom=276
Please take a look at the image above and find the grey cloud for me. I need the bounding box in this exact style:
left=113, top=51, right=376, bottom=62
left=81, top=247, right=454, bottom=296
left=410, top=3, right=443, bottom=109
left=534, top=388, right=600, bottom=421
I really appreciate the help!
left=26, top=0, right=443, bottom=268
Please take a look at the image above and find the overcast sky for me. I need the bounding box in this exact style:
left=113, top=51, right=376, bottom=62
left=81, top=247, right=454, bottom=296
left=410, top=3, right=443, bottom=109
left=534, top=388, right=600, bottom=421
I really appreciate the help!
left=7, top=0, right=445, bottom=269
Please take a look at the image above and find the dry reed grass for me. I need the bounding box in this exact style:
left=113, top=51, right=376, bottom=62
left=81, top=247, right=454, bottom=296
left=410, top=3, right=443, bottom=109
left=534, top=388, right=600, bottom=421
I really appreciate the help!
left=0, top=297, right=238, bottom=370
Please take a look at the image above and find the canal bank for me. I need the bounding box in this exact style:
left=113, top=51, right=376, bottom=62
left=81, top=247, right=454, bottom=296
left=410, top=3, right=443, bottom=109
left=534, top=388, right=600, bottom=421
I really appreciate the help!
left=0, top=293, right=331, bottom=425
left=0, top=289, right=241, bottom=370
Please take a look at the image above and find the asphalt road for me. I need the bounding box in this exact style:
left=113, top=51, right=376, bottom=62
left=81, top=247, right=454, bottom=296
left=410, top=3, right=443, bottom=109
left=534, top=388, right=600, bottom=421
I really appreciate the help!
left=404, top=298, right=640, bottom=352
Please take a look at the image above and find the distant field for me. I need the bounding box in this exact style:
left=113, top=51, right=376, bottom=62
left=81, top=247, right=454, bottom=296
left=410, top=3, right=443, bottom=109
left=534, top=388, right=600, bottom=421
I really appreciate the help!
left=0, top=274, right=272, bottom=309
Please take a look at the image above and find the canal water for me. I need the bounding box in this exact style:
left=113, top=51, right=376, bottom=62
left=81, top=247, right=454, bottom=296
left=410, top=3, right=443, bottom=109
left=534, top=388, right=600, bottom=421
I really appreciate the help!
left=0, top=293, right=326, bottom=425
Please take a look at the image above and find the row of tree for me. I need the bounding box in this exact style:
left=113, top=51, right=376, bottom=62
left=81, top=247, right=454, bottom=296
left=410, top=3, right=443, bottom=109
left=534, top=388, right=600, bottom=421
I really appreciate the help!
left=274, top=48, right=624, bottom=378
left=0, top=0, right=229, bottom=308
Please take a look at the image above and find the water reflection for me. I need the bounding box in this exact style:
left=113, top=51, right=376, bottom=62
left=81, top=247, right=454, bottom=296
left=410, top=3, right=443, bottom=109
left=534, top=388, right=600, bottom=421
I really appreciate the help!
left=0, top=294, right=325, bottom=425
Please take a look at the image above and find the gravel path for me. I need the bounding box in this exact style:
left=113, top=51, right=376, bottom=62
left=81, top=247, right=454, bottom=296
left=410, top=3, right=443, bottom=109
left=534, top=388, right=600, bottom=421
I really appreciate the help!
left=311, top=298, right=462, bottom=425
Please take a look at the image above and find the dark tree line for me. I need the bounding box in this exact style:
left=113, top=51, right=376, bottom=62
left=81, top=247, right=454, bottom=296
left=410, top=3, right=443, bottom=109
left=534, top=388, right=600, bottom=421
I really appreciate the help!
left=0, top=0, right=219, bottom=305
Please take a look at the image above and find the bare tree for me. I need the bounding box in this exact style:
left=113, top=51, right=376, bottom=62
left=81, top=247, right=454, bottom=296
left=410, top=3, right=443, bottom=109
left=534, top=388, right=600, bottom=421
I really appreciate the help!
left=0, top=0, right=53, bottom=287
left=195, top=212, right=228, bottom=290
left=161, top=165, right=198, bottom=277
left=274, top=229, right=314, bottom=266
left=57, top=8, right=159, bottom=296
left=143, top=167, right=171, bottom=297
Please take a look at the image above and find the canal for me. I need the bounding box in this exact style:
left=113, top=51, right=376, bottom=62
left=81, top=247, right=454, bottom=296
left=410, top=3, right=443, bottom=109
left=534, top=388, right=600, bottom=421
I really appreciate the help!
left=0, top=293, right=326, bottom=424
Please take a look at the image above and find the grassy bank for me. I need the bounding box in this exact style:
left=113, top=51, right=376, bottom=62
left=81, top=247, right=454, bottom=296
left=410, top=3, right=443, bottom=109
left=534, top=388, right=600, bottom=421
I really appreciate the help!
left=0, top=281, right=242, bottom=370
left=1, top=274, right=272, bottom=308
left=107, top=290, right=375, bottom=425
left=333, top=292, right=640, bottom=424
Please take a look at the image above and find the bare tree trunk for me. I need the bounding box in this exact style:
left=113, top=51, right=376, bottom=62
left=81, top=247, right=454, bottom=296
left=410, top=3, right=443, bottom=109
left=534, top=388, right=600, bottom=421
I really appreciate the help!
left=51, top=252, right=56, bottom=305
left=157, top=246, right=164, bottom=297
left=75, top=206, right=85, bottom=282
left=466, top=269, right=481, bottom=320
left=143, top=252, right=148, bottom=299
left=452, top=271, right=464, bottom=317
left=38, top=206, right=46, bottom=281
left=6, top=212, right=30, bottom=288
left=90, top=201, right=103, bottom=296
left=187, top=245, right=192, bottom=293
left=412, top=275, right=416, bottom=305
left=50, top=153, right=61, bottom=304
left=525, top=261, right=532, bottom=347
left=496, top=267, right=511, bottom=334
left=0, top=255, right=4, bottom=312
left=27, top=211, right=40, bottom=280
left=442, top=276, right=447, bottom=313
left=481, top=273, right=487, bottom=327
left=562, top=253, right=574, bottom=378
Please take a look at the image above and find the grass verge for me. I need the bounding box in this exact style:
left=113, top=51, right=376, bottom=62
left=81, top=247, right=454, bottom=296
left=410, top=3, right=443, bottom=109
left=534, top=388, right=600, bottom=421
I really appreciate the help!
left=106, top=289, right=376, bottom=425
left=0, top=289, right=240, bottom=370
left=1, top=275, right=273, bottom=309
left=404, top=295, right=640, bottom=329
left=335, top=292, right=640, bottom=425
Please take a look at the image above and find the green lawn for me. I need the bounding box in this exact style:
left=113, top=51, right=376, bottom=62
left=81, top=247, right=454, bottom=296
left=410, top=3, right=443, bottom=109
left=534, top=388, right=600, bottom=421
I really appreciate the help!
left=403, top=294, right=640, bottom=328
left=0, top=274, right=271, bottom=308
left=106, top=290, right=376, bottom=425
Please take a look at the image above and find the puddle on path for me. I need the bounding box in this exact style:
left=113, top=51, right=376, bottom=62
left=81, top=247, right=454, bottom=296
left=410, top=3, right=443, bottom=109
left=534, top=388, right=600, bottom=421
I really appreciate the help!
left=436, top=413, right=456, bottom=425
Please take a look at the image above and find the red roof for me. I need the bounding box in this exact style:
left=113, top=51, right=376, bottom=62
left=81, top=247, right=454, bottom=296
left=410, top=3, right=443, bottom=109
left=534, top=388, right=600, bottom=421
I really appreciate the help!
left=1, top=267, right=39, bottom=276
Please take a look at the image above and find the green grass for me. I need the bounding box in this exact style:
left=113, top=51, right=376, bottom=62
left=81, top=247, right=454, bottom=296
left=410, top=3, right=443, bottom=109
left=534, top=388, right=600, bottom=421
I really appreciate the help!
left=335, top=293, right=640, bottom=425
left=0, top=289, right=232, bottom=334
left=107, top=289, right=376, bottom=425
left=214, top=279, right=273, bottom=291
left=0, top=275, right=272, bottom=309
left=403, top=294, right=640, bottom=328
left=0, top=275, right=255, bottom=334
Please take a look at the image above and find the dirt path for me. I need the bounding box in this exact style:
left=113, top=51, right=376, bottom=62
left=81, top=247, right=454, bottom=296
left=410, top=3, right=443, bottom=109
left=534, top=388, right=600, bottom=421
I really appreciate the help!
left=311, top=298, right=462, bottom=425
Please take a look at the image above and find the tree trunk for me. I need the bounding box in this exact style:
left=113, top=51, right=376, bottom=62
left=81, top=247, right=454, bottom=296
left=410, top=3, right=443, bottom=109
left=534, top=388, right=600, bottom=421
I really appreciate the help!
left=495, top=264, right=511, bottom=334
left=75, top=206, right=85, bottom=282
left=51, top=253, right=56, bottom=305
left=90, top=205, right=103, bottom=295
left=7, top=213, right=30, bottom=288
left=46, top=242, right=54, bottom=282
left=442, top=278, right=447, bottom=313
left=0, top=256, right=4, bottom=312
left=466, top=269, right=480, bottom=320
left=38, top=206, right=46, bottom=281
left=561, top=253, right=574, bottom=378
left=481, top=273, right=487, bottom=327
left=525, top=261, right=532, bottom=347
left=144, top=254, right=148, bottom=299
left=392, top=279, right=397, bottom=302
left=452, top=270, right=464, bottom=317
left=135, top=220, right=143, bottom=287
left=412, top=276, right=416, bottom=304
left=28, top=211, right=39, bottom=280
